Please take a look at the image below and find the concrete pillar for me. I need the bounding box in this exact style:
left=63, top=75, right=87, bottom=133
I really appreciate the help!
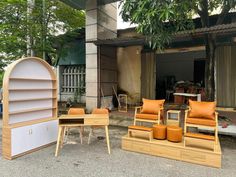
left=85, top=0, right=117, bottom=111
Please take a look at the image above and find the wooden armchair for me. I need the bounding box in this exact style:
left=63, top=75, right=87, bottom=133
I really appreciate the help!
left=134, top=99, right=165, bottom=125
left=184, top=100, right=218, bottom=151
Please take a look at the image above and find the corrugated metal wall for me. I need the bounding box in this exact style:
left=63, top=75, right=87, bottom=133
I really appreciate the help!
left=100, top=46, right=117, bottom=96
left=216, top=45, right=236, bottom=107
left=141, top=51, right=156, bottom=99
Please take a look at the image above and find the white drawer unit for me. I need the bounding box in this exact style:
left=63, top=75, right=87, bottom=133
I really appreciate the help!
left=2, top=57, right=58, bottom=160
left=11, top=120, right=58, bottom=156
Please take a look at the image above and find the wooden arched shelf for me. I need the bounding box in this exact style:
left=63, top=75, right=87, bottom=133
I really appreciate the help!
left=2, top=57, right=58, bottom=160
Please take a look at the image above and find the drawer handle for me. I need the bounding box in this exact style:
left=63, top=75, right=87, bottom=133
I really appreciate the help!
left=29, top=129, right=33, bottom=135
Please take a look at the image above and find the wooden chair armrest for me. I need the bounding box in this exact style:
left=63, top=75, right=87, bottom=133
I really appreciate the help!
left=159, top=107, right=164, bottom=114
left=215, top=112, right=219, bottom=123
left=184, top=109, right=190, bottom=126
left=135, top=106, right=142, bottom=114
left=135, top=106, right=142, bottom=110
left=184, top=109, right=190, bottom=117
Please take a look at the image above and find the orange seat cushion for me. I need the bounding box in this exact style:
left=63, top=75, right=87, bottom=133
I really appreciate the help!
left=68, top=108, right=85, bottom=115
left=141, top=99, right=165, bottom=114
left=189, top=100, right=216, bottom=120
left=128, top=125, right=153, bottom=132
left=186, top=118, right=216, bottom=126
left=136, top=113, right=158, bottom=120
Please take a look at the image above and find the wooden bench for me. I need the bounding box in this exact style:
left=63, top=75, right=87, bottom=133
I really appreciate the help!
left=128, top=125, right=153, bottom=141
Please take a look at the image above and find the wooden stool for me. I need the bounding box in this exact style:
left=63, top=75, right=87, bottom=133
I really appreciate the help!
left=167, top=125, right=182, bottom=142
left=153, top=124, right=167, bottom=140
left=128, top=125, right=153, bottom=141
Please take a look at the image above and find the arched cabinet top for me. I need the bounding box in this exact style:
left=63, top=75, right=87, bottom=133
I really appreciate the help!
left=2, top=57, right=57, bottom=127
left=4, top=57, right=55, bottom=83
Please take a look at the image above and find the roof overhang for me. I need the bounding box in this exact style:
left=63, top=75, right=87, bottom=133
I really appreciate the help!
left=89, top=23, right=236, bottom=47
left=60, top=0, right=120, bottom=10
left=88, top=37, right=145, bottom=47
left=176, top=23, right=236, bottom=38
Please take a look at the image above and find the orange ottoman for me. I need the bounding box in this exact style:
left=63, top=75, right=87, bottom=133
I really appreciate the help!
left=153, top=124, right=167, bottom=140
left=167, top=125, right=182, bottom=142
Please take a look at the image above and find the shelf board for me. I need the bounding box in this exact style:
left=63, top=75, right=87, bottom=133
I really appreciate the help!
left=9, top=97, right=57, bottom=102
left=9, top=107, right=56, bottom=115
left=7, top=117, right=58, bottom=128
left=9, top=77, right=56, bottom=81
left=9, top=88, right=56, bottom=91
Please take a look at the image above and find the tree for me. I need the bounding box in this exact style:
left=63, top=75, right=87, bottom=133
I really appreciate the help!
left=121, top=0, right=236, bottom=101
left=0, top=0, right=85, bottom=66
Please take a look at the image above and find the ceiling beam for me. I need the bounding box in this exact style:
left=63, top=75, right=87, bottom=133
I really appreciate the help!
left=98, top=0, right=120, bottom=5
left=60, top=0, right=85, bottom=9
left=60, top=0, right=120, bottom=9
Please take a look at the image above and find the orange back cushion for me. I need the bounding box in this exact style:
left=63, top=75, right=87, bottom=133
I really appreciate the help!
left=189, top=100, right=216, bottom=120
left=68, top=108, right=85, bottom=115
left=141, top=99, right=165, bottom=114
left=92, top=108, right=109, bottom=114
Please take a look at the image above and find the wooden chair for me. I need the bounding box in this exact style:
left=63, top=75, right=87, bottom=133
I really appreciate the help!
left=64, top=108, right=85, bottom=144
left=88, top=108, right=109, bottom=145
left=184, top=100, right=218, bottom=151
left=134, top=99, right=165, bottom=125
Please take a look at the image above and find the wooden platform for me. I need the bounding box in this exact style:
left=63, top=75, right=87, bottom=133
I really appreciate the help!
left=122, top=135, right=222, bottom=168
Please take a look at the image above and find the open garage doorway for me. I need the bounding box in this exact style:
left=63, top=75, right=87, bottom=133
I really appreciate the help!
left=156, top=49, right=206, bottom=104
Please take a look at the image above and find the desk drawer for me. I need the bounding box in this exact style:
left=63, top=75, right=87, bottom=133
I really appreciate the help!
left=84, top=118, right=108, bottom=125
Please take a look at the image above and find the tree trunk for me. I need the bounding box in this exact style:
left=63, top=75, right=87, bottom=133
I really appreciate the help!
left=27, top=0, right=35, bottom=56
left=204, top=34, right=216, bottom=101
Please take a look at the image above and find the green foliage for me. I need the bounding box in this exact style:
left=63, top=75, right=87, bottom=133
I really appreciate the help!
left=120, top=0, right=236, bottom=50
left=52, top=29, right=85, bottom=65
left=0, top=72, right=3, bottom=87
left=121, top=0, right=236, bottom=100
left=73, top=84, right=85, bottom=103
left=0, top=0, right=85, bottom=66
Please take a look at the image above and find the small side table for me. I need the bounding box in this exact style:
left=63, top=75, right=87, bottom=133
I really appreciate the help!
left=166, top=110, right=181, bottom=126
left=118, top=94, right=127, bottom=112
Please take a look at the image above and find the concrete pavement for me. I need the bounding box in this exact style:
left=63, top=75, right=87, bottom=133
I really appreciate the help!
left=0, top=119, right=236, bottom=177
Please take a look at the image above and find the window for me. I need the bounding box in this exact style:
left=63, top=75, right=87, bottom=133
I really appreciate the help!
left=61, top=65, right=85, bottom=94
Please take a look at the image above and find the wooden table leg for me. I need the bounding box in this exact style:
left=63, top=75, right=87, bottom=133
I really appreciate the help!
left=55, top=126, right=63, bottom=157
left=88, top=127, right=93, bottom=145
left=61, top=127, right=66, bottom=148
left=60, top=127, right=66, bottom=148
left=105, top=125, right=111, bottom=154
left=79, top=126, right=83, bottom=144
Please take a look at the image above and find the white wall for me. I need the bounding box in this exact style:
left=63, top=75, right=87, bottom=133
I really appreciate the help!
left=156, top=50, right=206, bottom=81
left=117, top=46, right=142, bottom=102
left=86, top=1, right=117, bottom=111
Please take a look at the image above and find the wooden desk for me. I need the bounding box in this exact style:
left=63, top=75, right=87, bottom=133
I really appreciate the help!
left=55, top=114, right=110, bottom=156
